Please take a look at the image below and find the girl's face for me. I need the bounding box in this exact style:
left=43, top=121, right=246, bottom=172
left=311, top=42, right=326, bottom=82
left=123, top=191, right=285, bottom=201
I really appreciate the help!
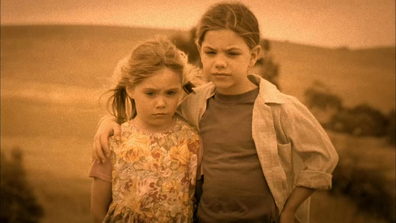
left=127, top=68, right=182, bottom=132
left=199, top=29, right=260, bottom=95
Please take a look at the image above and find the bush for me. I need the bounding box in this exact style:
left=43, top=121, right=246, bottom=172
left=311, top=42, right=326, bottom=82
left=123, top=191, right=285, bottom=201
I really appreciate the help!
left=386, top=110, right=395, bottom=145
left=304, top=82, right=392, bottom=139
left=1, top=147, right=44, bottom=223
left=331, top=161, right=395, bottom=222
left=304, top=82, right=342, bottom=111
left=253, top=39, right=281, bottom=89
left=170, top=27, right=201, bottom=67
left=329, top=104, right=389, bottom=137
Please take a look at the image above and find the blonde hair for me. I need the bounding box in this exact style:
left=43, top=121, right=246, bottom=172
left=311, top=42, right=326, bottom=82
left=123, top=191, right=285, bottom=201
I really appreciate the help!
left=196, top=2, right=260, bottom=49
left=107, top=36, right=189, bottom=123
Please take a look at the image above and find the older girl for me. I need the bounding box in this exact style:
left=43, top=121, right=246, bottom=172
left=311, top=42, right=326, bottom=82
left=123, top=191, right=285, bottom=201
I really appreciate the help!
left=92, top=2, right=338, bottom=223
left=89, top=36, right=201, bottom=223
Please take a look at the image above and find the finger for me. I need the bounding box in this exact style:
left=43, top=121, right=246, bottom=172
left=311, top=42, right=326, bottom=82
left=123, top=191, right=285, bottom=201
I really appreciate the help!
left=113, top=125, right=122, bottom=142
left=93, top=136, right=100, bottom=157
left=92, top=141, right=97, bottom=161
left=97, top=137, right=107, bottom=164
left=93, top=136, right=103, bottom=162
left=107, top=125, right=121, bottom=158
left=101, top=134, right=111, bottom=159
left=92, top=139, right=101, bottom=164
left=96, top=159, right=102, bottom=165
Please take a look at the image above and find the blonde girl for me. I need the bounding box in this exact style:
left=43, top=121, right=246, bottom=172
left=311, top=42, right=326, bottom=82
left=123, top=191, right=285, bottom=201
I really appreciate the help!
left=89, top=36, right=201, bottom=223
left=92, top=2, right=338, bottom=223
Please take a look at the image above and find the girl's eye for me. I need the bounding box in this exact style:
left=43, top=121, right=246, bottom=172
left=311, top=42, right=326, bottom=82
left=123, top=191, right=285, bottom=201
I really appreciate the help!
left=167, top=91, right=177, bottom=96
left=145, top=92, right=155, bottom=96
left=204, top=51, right=215, bottom=55
left=228, top=52, right=240, bottom=56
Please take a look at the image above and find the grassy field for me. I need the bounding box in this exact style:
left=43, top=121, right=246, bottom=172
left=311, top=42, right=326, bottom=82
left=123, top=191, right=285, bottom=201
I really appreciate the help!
left=1, top=25, right=395, bottom=223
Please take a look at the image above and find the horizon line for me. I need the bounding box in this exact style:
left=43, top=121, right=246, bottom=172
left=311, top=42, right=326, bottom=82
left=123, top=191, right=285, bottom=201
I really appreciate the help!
left=2, top=22, right=395, bottom=50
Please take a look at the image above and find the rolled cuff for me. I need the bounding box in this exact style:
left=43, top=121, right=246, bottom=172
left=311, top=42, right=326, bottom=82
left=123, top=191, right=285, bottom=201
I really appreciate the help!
left=295, top=170, right=333, bottom=190
left=89, top=170, right=112, bottom=183
left=88, top=158, right=112, bottom=183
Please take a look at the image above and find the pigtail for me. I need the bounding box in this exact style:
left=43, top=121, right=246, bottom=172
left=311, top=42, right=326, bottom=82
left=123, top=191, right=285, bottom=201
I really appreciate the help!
left=107, top=86, right=135, bottom=124
left=105, top=54, right=137, bottom=124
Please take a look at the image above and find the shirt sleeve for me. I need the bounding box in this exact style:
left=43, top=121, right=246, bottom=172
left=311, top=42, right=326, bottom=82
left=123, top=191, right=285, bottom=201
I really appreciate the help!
left=281, top=98, right=339, bottom=190
left=88, top=156, right=112, bottom=183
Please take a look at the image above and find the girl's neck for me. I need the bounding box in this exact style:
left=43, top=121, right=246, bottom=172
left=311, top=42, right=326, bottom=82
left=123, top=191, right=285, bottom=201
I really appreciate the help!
left=131, top=117, right=175, bottom=134
left=216, top=80, right=257, bottom=95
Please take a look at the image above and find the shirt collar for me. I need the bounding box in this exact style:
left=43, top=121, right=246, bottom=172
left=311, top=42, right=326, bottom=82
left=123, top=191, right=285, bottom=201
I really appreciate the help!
left=247, top=74, right=285, bottom=104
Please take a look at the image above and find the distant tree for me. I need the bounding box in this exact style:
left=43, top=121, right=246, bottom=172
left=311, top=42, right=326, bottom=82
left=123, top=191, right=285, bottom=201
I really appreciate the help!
left=350, top=104, right=389, bottom=136
left=304, top=81, right=391, bottom=138
left=304, top=81, right=342, bottom=111
left=331, top=162, right=395, bottom=222
left=251, top=39, right=281, bottom=89
left=328, top=104, right=389, bottom=137
left=304, top=81, right=342, bottom=125
left=386, top=110, right=395, bottom=145
left=1, top=147, right=44, bottom=223
left=170, top=27, right=201, bottom=67
left=261, top=39, right=271, bottom=51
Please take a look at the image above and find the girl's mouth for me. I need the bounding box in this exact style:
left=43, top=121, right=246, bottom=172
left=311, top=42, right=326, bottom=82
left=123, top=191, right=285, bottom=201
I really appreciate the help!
left=153, top=113, right=167, bottom=117
left=212, top=73, right=230, bottom=79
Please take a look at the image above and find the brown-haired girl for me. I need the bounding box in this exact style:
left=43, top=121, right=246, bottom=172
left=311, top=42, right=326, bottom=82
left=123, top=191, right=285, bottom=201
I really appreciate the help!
left=89, top=36, right=201, bottom=222
left=92, top=2, right=338, bottom=223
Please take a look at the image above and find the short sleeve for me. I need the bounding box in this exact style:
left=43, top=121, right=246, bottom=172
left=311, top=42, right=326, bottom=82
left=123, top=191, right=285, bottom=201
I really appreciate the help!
left=88, top=155, right=112, bottom=183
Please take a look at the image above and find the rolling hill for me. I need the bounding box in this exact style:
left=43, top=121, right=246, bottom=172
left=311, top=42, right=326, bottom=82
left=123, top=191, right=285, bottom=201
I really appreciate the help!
left=2, top=25, right=394, bottom=113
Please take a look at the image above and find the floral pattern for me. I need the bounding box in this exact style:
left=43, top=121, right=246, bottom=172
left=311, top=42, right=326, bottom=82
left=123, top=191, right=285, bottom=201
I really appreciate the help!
left=103, top=117, right=201, bottom=223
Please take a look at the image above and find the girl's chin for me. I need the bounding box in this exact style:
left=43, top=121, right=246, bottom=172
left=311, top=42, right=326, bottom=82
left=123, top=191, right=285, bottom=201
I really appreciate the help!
left=211, top=79, right=232, bottom=88
left=214, top=85, right=237, bottom=95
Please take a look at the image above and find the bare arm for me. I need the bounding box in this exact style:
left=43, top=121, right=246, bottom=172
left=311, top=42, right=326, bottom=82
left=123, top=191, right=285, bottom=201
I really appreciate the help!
left=91, top=177, right=112, bottom=223
left=280, top=186, right=315, bottom=223
left=93, top=115, right=121, bottom=163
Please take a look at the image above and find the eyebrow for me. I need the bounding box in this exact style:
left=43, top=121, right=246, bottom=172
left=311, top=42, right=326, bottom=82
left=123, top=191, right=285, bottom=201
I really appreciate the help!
left=142, top=87, right=180, bottom=91
left=203, top=46, right=242, bottom=51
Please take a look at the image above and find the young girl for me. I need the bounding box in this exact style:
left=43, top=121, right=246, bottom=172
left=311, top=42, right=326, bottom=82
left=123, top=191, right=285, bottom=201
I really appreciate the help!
left=89, top=36, right=202, bottom=223
left=92, top=2, right=339, bottom=223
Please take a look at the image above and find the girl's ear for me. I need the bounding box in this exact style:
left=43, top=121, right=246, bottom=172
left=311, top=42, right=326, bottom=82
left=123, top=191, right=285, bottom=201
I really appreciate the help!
left=195, top=41, right=202, bottom=55
left=249, top=45, right=261, bottom=68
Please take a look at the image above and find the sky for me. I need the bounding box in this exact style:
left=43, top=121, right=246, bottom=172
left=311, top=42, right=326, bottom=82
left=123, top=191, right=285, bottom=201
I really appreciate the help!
left=1, top=0, right=395, bottom=48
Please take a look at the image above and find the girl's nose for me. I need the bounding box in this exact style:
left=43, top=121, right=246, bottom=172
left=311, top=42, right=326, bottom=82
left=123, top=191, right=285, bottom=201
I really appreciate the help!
left=214, top=55, right=227, bottom=69
left=156, top=96, right=166, bottom=108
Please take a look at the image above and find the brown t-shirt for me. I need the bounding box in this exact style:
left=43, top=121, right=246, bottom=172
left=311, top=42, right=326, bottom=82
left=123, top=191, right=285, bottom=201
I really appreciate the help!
left=197, top=88, right=278, bottom=223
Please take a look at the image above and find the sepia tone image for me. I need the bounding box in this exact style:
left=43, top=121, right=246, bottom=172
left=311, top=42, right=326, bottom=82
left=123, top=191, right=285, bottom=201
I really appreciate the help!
left=1, top=0, right=395, bottom=222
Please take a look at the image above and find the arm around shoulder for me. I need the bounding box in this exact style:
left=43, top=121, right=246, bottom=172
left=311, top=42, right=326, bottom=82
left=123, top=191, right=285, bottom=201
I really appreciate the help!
left=93, top=114, right=121, bottom=163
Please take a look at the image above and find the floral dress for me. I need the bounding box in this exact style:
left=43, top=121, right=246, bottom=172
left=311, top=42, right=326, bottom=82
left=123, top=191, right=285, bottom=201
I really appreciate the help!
left=103, top=117, right=201, bottom=223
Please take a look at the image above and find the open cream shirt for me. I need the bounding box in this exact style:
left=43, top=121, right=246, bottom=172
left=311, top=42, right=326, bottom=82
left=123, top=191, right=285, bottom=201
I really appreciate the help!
left=178, top=74, right=339, bottom=223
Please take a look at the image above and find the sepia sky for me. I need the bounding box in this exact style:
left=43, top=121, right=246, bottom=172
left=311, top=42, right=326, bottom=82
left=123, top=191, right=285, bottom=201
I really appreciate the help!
left=1, top=0, right=395, bottom=48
